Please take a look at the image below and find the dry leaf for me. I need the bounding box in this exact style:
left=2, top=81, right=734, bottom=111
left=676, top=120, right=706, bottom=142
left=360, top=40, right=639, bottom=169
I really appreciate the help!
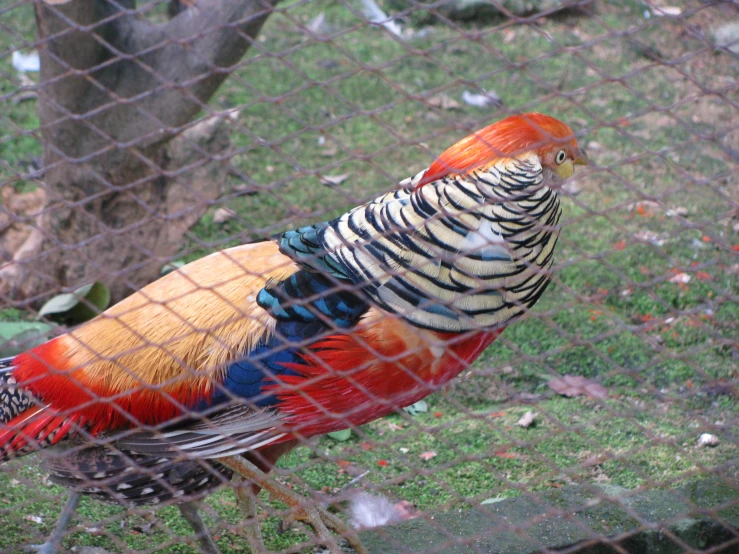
left=666, top=207, right=688, bottom=217
left=517, top=411, right=537, bottom=428
left=419, top=451, right=437, bottom=461
left=548, top=375, right=609, bottom=399
left=322, top=143, right=338, bottom=157
left=652, top=6, right=681, bottom=16
left=213, top=207, right=236, bottom=224
left=387, top=422, right=404, bottom=432
left=582, top=452, right=611, bottom=467
left=627, top=200, right=660, bottom=215
left=669, top=272, right=691, bottom=284
left=23, top=515, right=43, bottom=524
left=634, top=230, right=664, bottom=246
left=320, top=173, right=350, bottom=187
left=427, top=95, right=461, bottom=110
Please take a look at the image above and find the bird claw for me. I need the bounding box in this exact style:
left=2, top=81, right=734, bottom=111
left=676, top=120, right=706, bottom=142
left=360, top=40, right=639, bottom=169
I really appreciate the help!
left=299, top=504, right=366, bottom=554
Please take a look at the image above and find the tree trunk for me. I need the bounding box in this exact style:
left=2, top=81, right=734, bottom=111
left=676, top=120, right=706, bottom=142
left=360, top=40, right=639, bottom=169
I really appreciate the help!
left=0, top=0, right=279, bottom=305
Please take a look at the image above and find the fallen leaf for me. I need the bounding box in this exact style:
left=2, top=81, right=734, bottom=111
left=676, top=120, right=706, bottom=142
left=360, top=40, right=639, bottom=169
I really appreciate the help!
left=666, top=207, right=688, bottom=217
left=634, top=230, right=663, bottom=246
left=419, top=451, right=437, bottom=461
left=433, top=411, right=443, bottom=418
left=387, top=422, right=404, bottom=432
left=669, top=272, right=691, bottom=284
left=696, top=271, right=712, bottom=281
left=23, top=515, right=43, bottom=524
left=488, top=411, right=505, bottom=418
left=627, top=200, right=660, bottom=216
left=213, top=207, right=236, bottom=224
left=377, top=459, right=389, bottom=467
left=306, top=12, right=331, bottom=35
left=321, top=143, right=338, bottom=157
left=461, top=90, right=502, bottom=108
left=582, top=453, right=611, bottom=467
left=652, top=5, right=681, bottom=16
left=614, top=240, right=627, bottom=251
left=359, top=441, right=375, bottom=451
left=480, top=497, right=507, bottom=505
left=427, top=94, right=461, bottom=110
left=495, top=451, right=516, bottom=459
left=517, top=411, right=537, bottom=428
left=548, top=375, right=609, bottom=399
left=320, top=173, right=350, bottom=186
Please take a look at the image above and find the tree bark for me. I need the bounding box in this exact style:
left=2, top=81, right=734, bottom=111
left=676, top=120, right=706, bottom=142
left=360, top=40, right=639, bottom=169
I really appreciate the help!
left=0, top=0, right=279, bottom=305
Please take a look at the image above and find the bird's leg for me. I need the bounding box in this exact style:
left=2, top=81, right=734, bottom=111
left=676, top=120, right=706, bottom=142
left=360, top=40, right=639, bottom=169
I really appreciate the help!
left=177, top=501, right=222, bottom=554
left=23, top=492, right=81, bottom=554
left=233, top=476, right=268, bottom=554
left=218, top=456, right=368, bottom=554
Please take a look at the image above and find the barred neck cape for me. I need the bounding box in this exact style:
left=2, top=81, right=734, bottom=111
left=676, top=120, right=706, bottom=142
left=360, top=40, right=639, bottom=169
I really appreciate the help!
left=275, top=152, right=562, bottom=333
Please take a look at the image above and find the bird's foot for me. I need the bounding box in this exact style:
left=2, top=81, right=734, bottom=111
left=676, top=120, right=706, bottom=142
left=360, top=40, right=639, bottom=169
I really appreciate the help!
left=283, top=502, right=363, bottom=554
left=233, top=477, right=270, bottom=554
left=22, top=542, right=59, bottom=554
left=220, top=456, right=367, bottom=554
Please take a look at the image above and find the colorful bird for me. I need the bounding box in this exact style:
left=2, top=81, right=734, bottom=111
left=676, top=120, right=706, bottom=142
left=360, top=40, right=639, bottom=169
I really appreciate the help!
left=0, top=113, right=586, bottom=554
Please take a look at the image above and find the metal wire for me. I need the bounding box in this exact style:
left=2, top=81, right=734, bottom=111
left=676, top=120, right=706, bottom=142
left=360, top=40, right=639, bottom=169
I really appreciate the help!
left=0, top=0, right=737, bottom=552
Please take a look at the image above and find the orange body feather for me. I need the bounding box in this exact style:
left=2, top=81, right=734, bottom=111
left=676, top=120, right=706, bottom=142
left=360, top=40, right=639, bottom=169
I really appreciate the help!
left=11, top=242, right=299, bottom=435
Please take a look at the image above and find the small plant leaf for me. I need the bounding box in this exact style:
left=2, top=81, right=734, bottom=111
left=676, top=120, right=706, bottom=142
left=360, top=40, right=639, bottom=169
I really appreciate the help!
left=39, top=282, right=111, bottom=324
left=327, top=429, right=352, bottom=441
left=161, top=260, right=186, bottom=275
left=0, top=322, right=53, bottom=357
left=548, top=375, right=609, bottom=399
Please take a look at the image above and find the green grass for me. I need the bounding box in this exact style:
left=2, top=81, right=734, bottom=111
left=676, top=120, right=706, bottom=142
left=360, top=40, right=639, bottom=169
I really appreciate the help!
left=0, top=396, right=735, bottom=552
left=0, top=0, right=737, bottom=551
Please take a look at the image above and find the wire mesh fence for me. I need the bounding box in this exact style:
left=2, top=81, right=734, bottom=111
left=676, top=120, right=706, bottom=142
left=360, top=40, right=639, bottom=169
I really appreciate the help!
left=0, top=0, right=737, bottom=552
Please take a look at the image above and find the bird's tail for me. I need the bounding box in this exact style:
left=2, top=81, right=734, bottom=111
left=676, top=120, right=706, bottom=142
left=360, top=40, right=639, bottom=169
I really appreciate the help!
left=46, top=446, right=234, bottom=506
left=0, top=356, right=32, bottom=424
left=1, top=356, right=79, bottom=460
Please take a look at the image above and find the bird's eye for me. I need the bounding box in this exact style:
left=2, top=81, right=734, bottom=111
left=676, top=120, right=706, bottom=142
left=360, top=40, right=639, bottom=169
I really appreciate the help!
left=555, top=150, right=567, bottom=165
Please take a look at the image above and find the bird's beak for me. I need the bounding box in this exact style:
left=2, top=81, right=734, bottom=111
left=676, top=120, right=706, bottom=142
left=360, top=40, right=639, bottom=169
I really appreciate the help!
left=574, top=148, right=589, bottom=166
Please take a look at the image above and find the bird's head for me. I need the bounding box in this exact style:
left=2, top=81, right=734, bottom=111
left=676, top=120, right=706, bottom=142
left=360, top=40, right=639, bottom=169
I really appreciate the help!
left=416, top=112, right=588, bottom=188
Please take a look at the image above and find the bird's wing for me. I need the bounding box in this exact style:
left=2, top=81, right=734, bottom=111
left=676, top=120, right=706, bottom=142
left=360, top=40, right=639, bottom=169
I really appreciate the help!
left=280, top=156, right=546, bottom=333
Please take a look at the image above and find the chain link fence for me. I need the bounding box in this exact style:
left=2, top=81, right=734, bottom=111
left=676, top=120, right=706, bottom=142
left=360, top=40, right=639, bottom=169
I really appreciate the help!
left=0, top=0, right=737, bottom=552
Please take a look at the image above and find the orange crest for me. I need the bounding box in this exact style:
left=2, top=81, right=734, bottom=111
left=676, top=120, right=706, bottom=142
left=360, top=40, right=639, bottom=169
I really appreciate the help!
left=416, top=113, right=577, bottom=188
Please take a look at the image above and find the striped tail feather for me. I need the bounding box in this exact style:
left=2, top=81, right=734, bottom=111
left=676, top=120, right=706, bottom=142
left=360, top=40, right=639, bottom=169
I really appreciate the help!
left=46, top=446, right=233, bottom=506
left=0, top=405, right=81, bottom=460
left=1, top=356, right=32, bottom=424
left=1, top=358, right=80, bottom=460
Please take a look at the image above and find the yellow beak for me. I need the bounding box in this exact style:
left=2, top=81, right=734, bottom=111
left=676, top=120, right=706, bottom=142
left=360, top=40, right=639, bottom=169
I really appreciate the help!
left=574, top=148, right=589, bottom=166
